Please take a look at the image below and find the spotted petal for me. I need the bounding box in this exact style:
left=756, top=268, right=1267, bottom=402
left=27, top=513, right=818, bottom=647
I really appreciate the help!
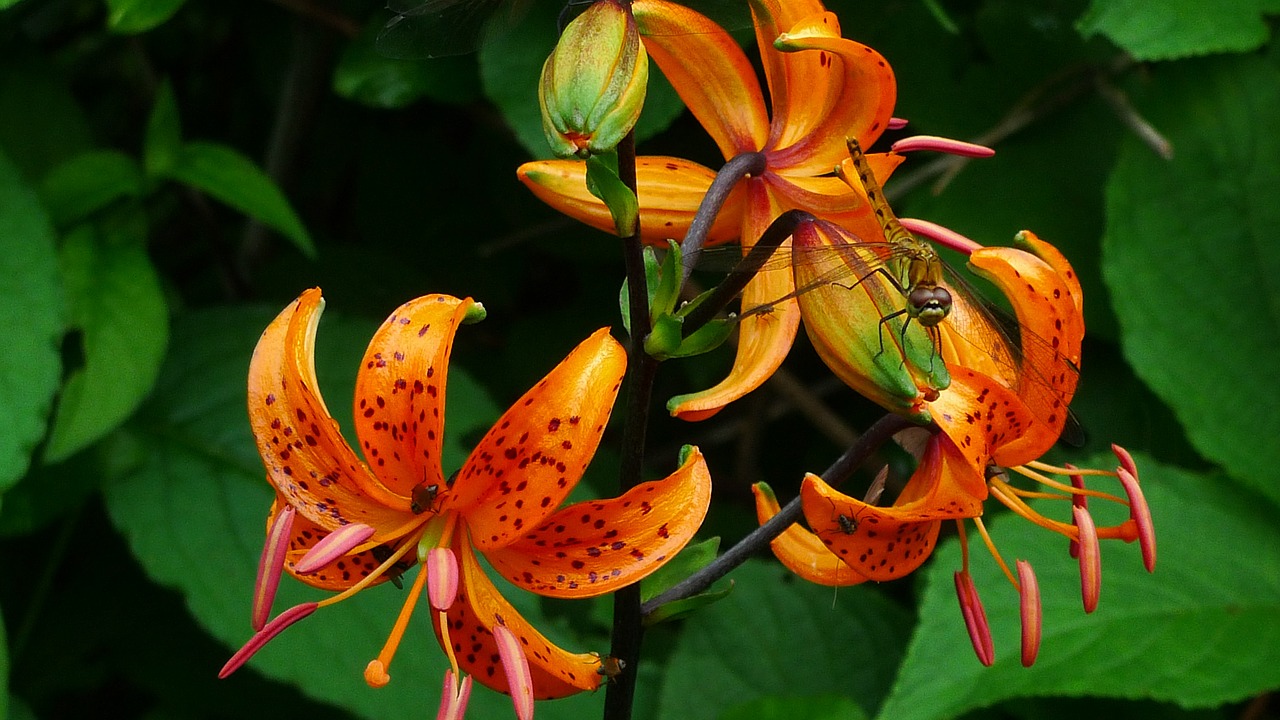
left=449, top=328, right=627, bottom=550
left=752, top=482, right=865, bottom=586
left=517, top=156, right=746, bottom=246
left=633, top=0, right=769, bottom=159
left=248, top=289, right=420, bottom=539
left=433, top=539, right=602, bottom=699
left=352, top=294, right=475, bottom=507
left=800, top=434, right=983, bottom=581
left=930, top=367, right=1036, bottom=493
left=486, top=447, right=712, bottom=598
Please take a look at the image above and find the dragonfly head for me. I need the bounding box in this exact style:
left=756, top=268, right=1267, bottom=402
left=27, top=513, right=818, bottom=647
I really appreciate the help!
left=908, top=285, right=952, bottom=327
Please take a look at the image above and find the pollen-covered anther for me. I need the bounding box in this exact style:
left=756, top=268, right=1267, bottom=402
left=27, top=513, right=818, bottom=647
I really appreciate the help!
left=1116, top=466, right=1156, bottom=572
left=252, top=505, right=295, bottom=631
left=219, top=602, right=318, bottom=679
left=1112, top=443, right=1139, bottom=480
left=1016, top=560, right=1041, bottom=667
left=899, top=217, right=982, bottom=255
left=427, top=547, right=460, bottom=611
left=887, top=116, right=909, bottom=130
left=890, top=135, right=995, bottom=158
left=954, top=570, right=994, bottom=667
left=493, top=622, right=535, bottom=720
left=436, top=669, right=473, bottom=720
left=293, top=522, right=376, bottom=575
left=1073, top=505, right=1101, bottom=613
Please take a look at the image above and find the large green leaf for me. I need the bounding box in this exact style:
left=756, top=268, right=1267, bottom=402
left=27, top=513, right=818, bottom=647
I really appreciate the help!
left=44, top=220, right=168, bottom=462
left=105, top=0, right=188, bottom=34
left=0, top=149, right=64, bottom=490
left=101, top=301, right=611, bottom=719
left=877, top=455, right=1280, bottom=720
left=656, top=560, right=913, bottom=720
left=1101, top=55, right=1280, bottom=501
left=39, top=150, right=146, bottom=227
left=163, top=141, right=316, bottom=259
left=0, top=54, right=93, bottom=179
left=1077, top=0, right=1274, bottom=61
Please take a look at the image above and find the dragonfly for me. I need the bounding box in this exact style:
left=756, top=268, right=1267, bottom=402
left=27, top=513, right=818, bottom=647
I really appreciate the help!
left=377, top=0, right=756, bottom=60
left=687, top=138, right=1083, bottom=445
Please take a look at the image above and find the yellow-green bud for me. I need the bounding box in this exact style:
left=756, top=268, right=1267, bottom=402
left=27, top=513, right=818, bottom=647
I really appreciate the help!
left=539, top=0, right=648, bottom=158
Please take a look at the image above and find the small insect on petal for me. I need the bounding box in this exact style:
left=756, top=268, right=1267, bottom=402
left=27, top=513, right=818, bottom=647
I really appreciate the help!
left=220, top=602, right=318, bottom=678
left=253, top=506, right=295, bottom=631
left=436, top=670, right=473, bottom=720
left=493, top=621, right=535, bottom=720
left=1016, top=560, right=1041, bottom=667
left=427, top=547, right=460, bottom=611
left=1073, top=505, right=1101, bottom=614
left=891, top=135, right=995, bottom=158
left=294, top=522, right=376, bottom=575
left=954, top=570, right=994, bottom=667
left=1117, top=467, right=1156, bottom=572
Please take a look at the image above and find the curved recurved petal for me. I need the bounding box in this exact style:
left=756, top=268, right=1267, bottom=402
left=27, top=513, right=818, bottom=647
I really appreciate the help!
left=450, top=329, right=627, bottom=550
left=800, top=435, right=982, bottom=582
left=633, top=0, right=769, bottom=158
left=930, top=366, right=1036, bottom=489
left=752, top=482, right=865, bottom=586
left=1016, top=230, right=1083, bottom=315
left=269, top=497, right=411, bottom=592
left=248, top=289, right=420, bottom=538
left=751, top=0, right=827, bottom=118
left=517, top=156, right=746, bottom=245
left=668, top=180, right=800, bottom=420
left=433, top=539, right=603, bottom=699
left=967, top=245, right=1082, bottom=466
left=353, top=295, right=474, bottom=506
left=771, top=153, right=904, bottom=241
left=767, top=14, right=897, bottom=176
left=486, top=447, right=712, bottom=598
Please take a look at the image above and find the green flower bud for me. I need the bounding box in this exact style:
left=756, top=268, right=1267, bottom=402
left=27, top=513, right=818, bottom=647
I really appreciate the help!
left=539, top=0, right=648, bottom=158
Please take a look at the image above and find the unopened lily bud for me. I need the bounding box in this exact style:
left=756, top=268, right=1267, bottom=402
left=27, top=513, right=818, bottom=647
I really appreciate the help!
left=539, top=0, right=648, bottom=158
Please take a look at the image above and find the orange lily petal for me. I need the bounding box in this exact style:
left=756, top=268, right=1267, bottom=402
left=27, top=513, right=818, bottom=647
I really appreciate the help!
left=433, top=539, right=602, bottom=699
left=668, top=181, right=800, bottom=420
left=1016, top=230, right=1083, bottom=315
left=632, top=0, right=769, bottom=158
left=967, top=246, right=1082, bottom=466
left=930, top=367, right=1036, bottom=493
left=752, top=482, right=865, bottom=586
left=352, top=294, right=474, bottom=505
left=751, top=0, right=828, bottom=131
left=772, top=153, right=904, bottom=240
left=451, top=328, right=627, bottom=550
left=248, top=289, right=420, bottom=539
left=800, top=434, right=983, bottom=581
left=768, top=13, right=897, bottom=176
left=517, top=156, right=746, bottom=245
left=485, top=447, right=712, bottom=598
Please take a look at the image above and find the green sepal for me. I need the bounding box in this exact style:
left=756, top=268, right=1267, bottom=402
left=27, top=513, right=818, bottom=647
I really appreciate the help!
left=585, top=151, right=638, bottom=237
left=649, top=239, right=682, bottom=321
left=643, top=313, right=684, bottom=359
left=645, top=580, right=734, bottom=626
left=619, top=246, right=662, bottom=335
left=641, top=536, right=720, bottom=604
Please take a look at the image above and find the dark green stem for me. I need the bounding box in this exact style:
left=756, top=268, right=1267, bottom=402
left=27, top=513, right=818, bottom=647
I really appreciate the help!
left=678, top=209, right=814, bottom=336
left=605, top=128, right=652, bottom=720
left=679, top=151, right=768, bottom=287
left=639, top=413, right=916, bottom=615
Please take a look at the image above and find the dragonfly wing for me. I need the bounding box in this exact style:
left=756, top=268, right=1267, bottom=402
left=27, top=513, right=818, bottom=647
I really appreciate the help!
left=377, top=0, right=518, bottom=58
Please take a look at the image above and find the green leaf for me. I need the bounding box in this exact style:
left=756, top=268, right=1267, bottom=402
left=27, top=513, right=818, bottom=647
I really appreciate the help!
left=1077, top=0, right=1273, bottom=61
left=333, top=20, right=481, bottom=108
left=1101, top=55, right=1280, bottom=501
left=641, top=536, right=719, bottom=603
left=164, top=141, right=316, bottom=259
left=0, top=148, right=64, bottom=490
left=105, top=0, right=188, bottom=34
left=479, top=0, right=685, bottom=158
left=143, top=82, right=182, bottom=178
left=0, top=54, right=94, bottom=179
left=44, top=218, right=168, bottom=462
left=721, top=695, right=868, bottom=720
left=39, top=150, right=146, bottom=227
left=100, top=303, right=615, bottom=719
left=657, top=560, right=913, bottom=720
left=585, top=153, right=638, bottom=236
left=877, top=455, right=1280, bottom=720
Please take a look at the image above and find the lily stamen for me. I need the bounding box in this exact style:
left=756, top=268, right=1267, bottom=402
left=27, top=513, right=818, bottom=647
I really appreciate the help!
left=890, top=135, right=995, bottom=158
left=365, top=561, right=432, bottom=688
left=954, top=569, right=994, bottom=667
left=1016, top=560, right=1041, bottom=667
left=294, top=522, right=377, bottom=575
left=898, top=217, right=982, bottom=255
left=219, top=602, right=318, bottom=678
left=971, top=516, right=1018, bottom=589
left=1073, top=505, right=1102, bottom=613
left=252, top=506, right=296, bottom=631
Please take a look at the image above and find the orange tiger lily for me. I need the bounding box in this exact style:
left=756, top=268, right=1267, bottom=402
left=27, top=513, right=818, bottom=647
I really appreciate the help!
left=221, top=289, right=712, bottom=718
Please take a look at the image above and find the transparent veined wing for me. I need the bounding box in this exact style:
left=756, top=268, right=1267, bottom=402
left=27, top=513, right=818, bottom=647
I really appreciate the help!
left=376, top=0, right=756, bottom=60
left=686, top=239, right=1085, bottom=447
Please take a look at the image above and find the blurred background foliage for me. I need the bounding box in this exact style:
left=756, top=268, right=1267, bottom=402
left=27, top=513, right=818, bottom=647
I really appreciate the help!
left=1, top=0, right=1278, bottom=718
